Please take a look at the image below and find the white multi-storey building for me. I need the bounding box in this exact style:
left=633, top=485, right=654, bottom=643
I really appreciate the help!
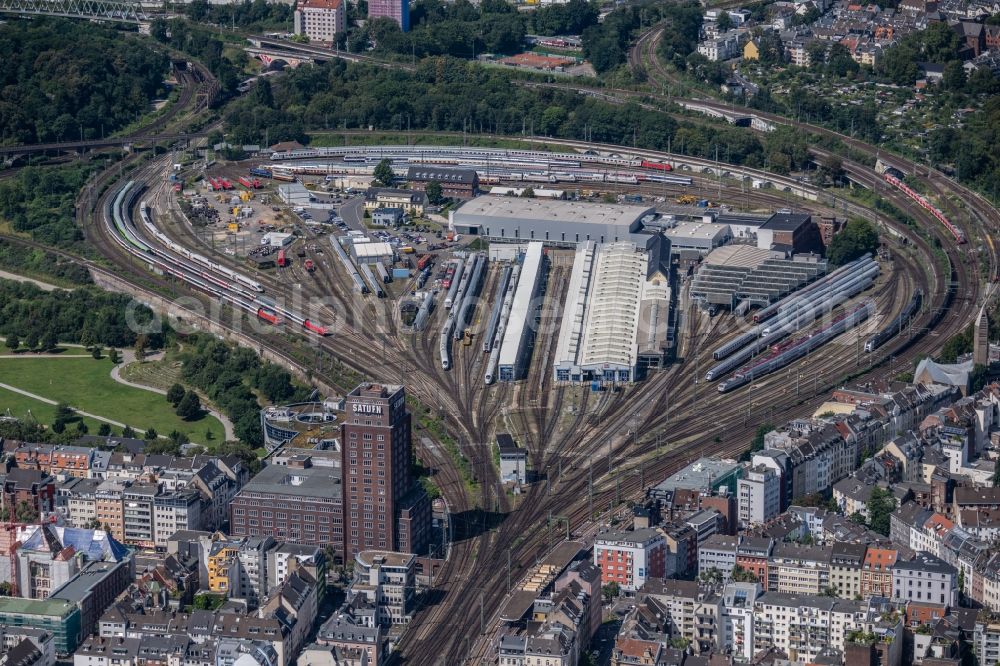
left=891, top=552, right=957, bottom=608
left=738, top=465, right=781, bottom=527
left=293, top=0, right=346, bottom=43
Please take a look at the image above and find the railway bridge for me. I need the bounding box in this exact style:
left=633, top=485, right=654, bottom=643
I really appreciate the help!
left=0, top=0, right=146, bottom=21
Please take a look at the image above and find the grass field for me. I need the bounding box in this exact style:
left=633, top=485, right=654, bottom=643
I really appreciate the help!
left=0, top=355, right=225, bottom=442
left=0, top=387, right=109, bottom=434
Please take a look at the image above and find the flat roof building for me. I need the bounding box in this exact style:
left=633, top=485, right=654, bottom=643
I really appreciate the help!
left=663, top=222, right=731, bottom=253
left=450, top=197, right=655, bottom=247
left=229, top=456, right=343, bottom=554
left=498, top=242, right=545, bottom=382
left=0, top=598, right=81, bottom=656
left=496, top=434, right=527, bottom=485
left=757, top=212, right=823, bottom=253
left=650, top=457, right=743, bottom=496
left=277, top=183, right=312, bottom=206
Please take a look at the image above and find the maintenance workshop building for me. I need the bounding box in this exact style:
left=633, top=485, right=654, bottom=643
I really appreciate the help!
left=449, top=197, right=656, bottom=247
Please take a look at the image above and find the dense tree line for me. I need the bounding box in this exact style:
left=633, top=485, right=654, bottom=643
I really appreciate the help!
left=530, top=0, right=599, bottom=36
left=225, top=58, right=784, bottom=169
left=926, top=95, right=1000, bottom=199
left=149, top=19, right=245, bottom=99
left=0, top=165, right=96, bottom=249
left=652, top=3, right=706, bottom=70
left=0, top=18, right=169, bottom=145
left=749, top=85, right=883, bottom=145
left=179, top=335, right=308, bottom=447
left=178, top=0, right=292, bottom=31
left=827, top=219, right=879, bottom=265
left=0, top=280, right=163, bottom=350
left=0, top=240, right=92, bottom=285
left=348, top=0, right=525, bottom=58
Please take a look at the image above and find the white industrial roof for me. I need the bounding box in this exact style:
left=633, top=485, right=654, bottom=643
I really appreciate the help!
left=665, top=222, right=730, bottom=241
left=499, top=242, right=544, bottom=368
left=578, top=242, right=648, bottom=369
left=553, top=242, right=596, bottom=370
left=455, top=197, right=653, bottom=229
left=353, top=241, right=394, bottom=260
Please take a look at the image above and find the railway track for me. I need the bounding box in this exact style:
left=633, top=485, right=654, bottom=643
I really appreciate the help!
left=75, top=129, right=974, bottom=665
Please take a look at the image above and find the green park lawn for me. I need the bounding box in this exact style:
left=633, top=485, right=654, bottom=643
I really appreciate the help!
left=0, top=355, right=225, bottom=443
left=0, top=386, right=109, bottom=434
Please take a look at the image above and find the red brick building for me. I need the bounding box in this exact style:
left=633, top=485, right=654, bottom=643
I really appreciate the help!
left=735, top=536, right=772, bottom=582
left=341, top=383, right=430, bottom=561
left=1, top=468, right=55, bottom=518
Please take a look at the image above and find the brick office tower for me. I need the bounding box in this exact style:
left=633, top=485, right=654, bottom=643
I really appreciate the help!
left=341, top=384, right=431, bottom=561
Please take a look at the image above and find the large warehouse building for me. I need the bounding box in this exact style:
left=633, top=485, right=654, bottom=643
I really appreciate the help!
left=498, top=242, right=546, bottom=382
left=553, top=235, right=673, bottom=384
left=449, top=198, right=656, bottom=247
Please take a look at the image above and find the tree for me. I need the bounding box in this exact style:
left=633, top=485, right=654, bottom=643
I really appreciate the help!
left=731, top=564, right=759, bottom=583
left=122, top=425, right=136, bottom=438
left=39, top=330, right=57, bottom=352
left=5, top=334, right=19, bottom=352
left=167, top=383, right=187, bottom=407
left=425, top=181, right=444, bottom=205
left=373, top=159, right=395, bottom=187
left=92, top=346, right=102, bottom=360
left=827, top=219, right=879, bottom=265
left=971, top=364, right=989, bottom=393
left=867, top=487, right=896, bottom=536
left=943, top=60, right=966, bottom=91
left=15, top=500, right=38, bottom=522
left=108, top=349, right=120, bottom=364
left=144, top=439, right=182, bottom=456
left=716, top=11, right=732, bottom=32
left=819, top=154, right=845, bottom=186
left=602, top=581, right=620, bottom=602
left=98, top=423, right=112, bottom=436
left=134, top=334, right=148, bottom=361
left=80, top=327, right=96, bottom=350
left=76, top=420, right=88, bottom=434
left=520, top=187, right=536, bottom=198
left=144, top=427, right=158, bottom=441
left=176, top=391, right=202, bottom=420
left=0, top=581, right=12, bottom=596
left=24, top=330, right=39, bottom=352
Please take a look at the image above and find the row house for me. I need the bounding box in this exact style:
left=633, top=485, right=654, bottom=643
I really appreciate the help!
left=768, top=542, right=832, bottom=595
left=1, top=468, right=55, bottom=517
left=830, top=542, right=867, bottom=599
left=98, top=605, right=292, bottom=665
left=8, top=444, right=94, bottom=479
left=860, top=548, right=898, bottom=599
left=891, top=552, right=957, bottom=608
